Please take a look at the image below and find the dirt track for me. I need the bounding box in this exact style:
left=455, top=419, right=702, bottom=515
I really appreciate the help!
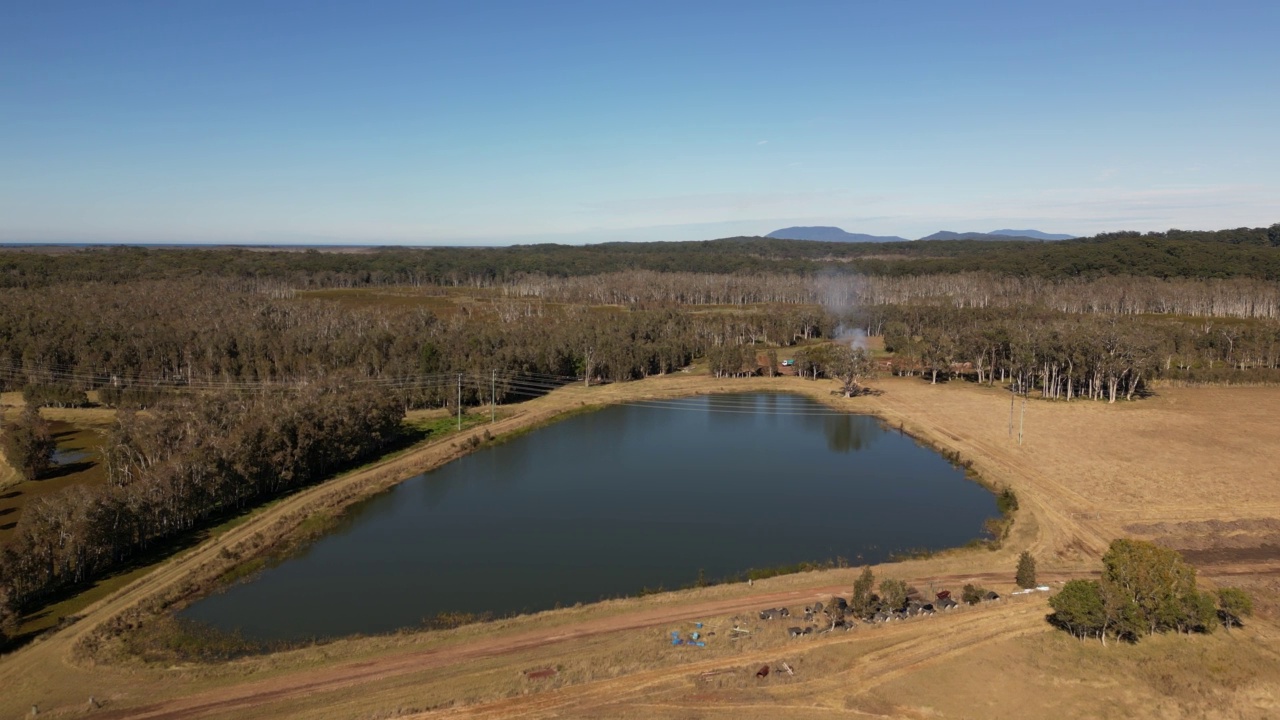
left=3, top=375, right=1280, bottom=719
left=95, top=570, right=1097, bottom=720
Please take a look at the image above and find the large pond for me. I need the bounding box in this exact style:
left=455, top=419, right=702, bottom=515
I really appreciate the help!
left=184, top=393, right=998, bottom=640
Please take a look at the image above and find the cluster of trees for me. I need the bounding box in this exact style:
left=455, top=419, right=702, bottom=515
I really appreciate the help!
left=847, top=566, right=994, bottom=617
left=706, top=344, right=760, bottom=378
left=0, top=381, right=403, bottom=614
left=21, top=383, right=90, bottom=408
left=873, top=306, right=1280, bottom=400
left=1, top=406, right=55, bottom=481
left=1048, top=539, right=1252, bottom=644
left=792, top=343, right=877, bottom=395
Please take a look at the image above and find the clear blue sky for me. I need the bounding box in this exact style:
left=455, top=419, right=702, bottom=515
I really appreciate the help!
left=2, top=1, right=1277, bottom=244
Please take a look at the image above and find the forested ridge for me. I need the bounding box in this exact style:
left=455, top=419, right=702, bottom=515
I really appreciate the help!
left=2, top=224, right=1278, bottom=288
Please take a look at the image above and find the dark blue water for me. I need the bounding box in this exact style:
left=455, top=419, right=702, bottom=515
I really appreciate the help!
left=183, top=393, right=998, bottom=640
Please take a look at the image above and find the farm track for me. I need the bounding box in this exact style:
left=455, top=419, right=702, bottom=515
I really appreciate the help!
left=87, top=562, right=1280, bottom=720
left=93, top=572, right=1086, bottom=720
left=3, top=376, right=1280, bottom=719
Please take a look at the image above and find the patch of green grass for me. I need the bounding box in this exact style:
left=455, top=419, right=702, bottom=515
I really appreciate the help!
left=215, top=556, right=267, bottom=586
left=404, top=412, right=491, bottom=437
left=13, top=561, right=160, bottom=640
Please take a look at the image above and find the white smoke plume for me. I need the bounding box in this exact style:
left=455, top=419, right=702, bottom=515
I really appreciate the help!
left=815, top=273, right=868, bottom=349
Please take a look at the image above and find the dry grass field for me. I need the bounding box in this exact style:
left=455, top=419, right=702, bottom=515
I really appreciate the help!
left=2, top=374, right=1279, bottom=718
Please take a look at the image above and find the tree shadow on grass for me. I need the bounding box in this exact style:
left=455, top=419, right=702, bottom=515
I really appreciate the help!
left=38, top=461, right=96, bottom=480
left=2, top=529, right=211, bottom=654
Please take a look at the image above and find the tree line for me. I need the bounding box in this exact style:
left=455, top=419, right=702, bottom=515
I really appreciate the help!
left=503, top=271, right=1280, bottom=319
left=868, top=305, right=1280, bottom=400
left=0, top=381, right=403, bottom=622
left=1, top=223, right=1278, bottom=290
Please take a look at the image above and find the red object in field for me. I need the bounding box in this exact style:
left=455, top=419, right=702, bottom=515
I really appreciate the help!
left=756, top=665, right=770, bottom=678
left=936, top=590, right=951, bottom=600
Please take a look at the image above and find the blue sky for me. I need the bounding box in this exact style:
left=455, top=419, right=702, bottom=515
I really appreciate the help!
left=2, top=1, right=1277, bottom=244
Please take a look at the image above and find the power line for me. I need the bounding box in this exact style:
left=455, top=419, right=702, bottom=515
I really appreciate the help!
left=3, top=360, right=856, bottom=417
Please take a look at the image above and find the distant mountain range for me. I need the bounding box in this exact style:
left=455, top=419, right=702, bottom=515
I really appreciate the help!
left=989, top=229, right=1076, bottom=240
left=766, top=227, right=908, bottom=242
left=767, top=226, right=1075, bottom=242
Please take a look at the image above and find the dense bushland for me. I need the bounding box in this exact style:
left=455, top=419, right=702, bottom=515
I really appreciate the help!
left=0, top=381, right=402, bottom=612
left=0, top=278, right=827, bottom=401
left=1, top=274, right=1277, bottom=406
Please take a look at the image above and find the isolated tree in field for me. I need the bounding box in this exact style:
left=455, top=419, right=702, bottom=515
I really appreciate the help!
left=851, top=567, right=876, bottom=614
left=1015, top=550, right=1038, bottom=589
left=1101, top=538, right=1211, bottom=636
left=829, top=344, right=876, bottom=396
left=2, top=405, right=55, bottom=480
left=1216, top=587, right=1253, bottom=630
left=1048, top=539, right=1222, bottom=644
left=766, top=349, right=779, bottom=377
left=1049, top=579, right=1107, bottom=642
left=879, top=578, right=908, bottom=609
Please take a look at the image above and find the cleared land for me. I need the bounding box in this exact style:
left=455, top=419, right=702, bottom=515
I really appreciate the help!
left=2, top=375, right=1280, bottom=718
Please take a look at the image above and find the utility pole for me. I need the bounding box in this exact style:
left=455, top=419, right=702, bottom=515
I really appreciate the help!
left=491, top=369, right=496, bottom=423
left=1008, top=380, right=1015, bottom=438
left=1018, top=391, right=1027, bottom=446
left=457, top=373, right=462, bottom=431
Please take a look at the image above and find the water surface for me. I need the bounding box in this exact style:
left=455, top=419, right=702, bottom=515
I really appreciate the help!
left=184, top=393, right=997, bottom=640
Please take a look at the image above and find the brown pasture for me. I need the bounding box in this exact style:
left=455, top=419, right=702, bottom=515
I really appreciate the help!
left=1, top=374, right=1279, bottom=718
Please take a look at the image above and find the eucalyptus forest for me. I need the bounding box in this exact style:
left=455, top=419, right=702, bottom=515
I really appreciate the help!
left=1, top=227, right=1279, bottom=645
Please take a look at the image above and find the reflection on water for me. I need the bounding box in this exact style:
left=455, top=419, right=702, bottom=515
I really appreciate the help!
left=824, top=414, right=880, bottom=453
left=52, top=448, right=92, bottom=466
left=184, top=393, right=997, bottom=641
